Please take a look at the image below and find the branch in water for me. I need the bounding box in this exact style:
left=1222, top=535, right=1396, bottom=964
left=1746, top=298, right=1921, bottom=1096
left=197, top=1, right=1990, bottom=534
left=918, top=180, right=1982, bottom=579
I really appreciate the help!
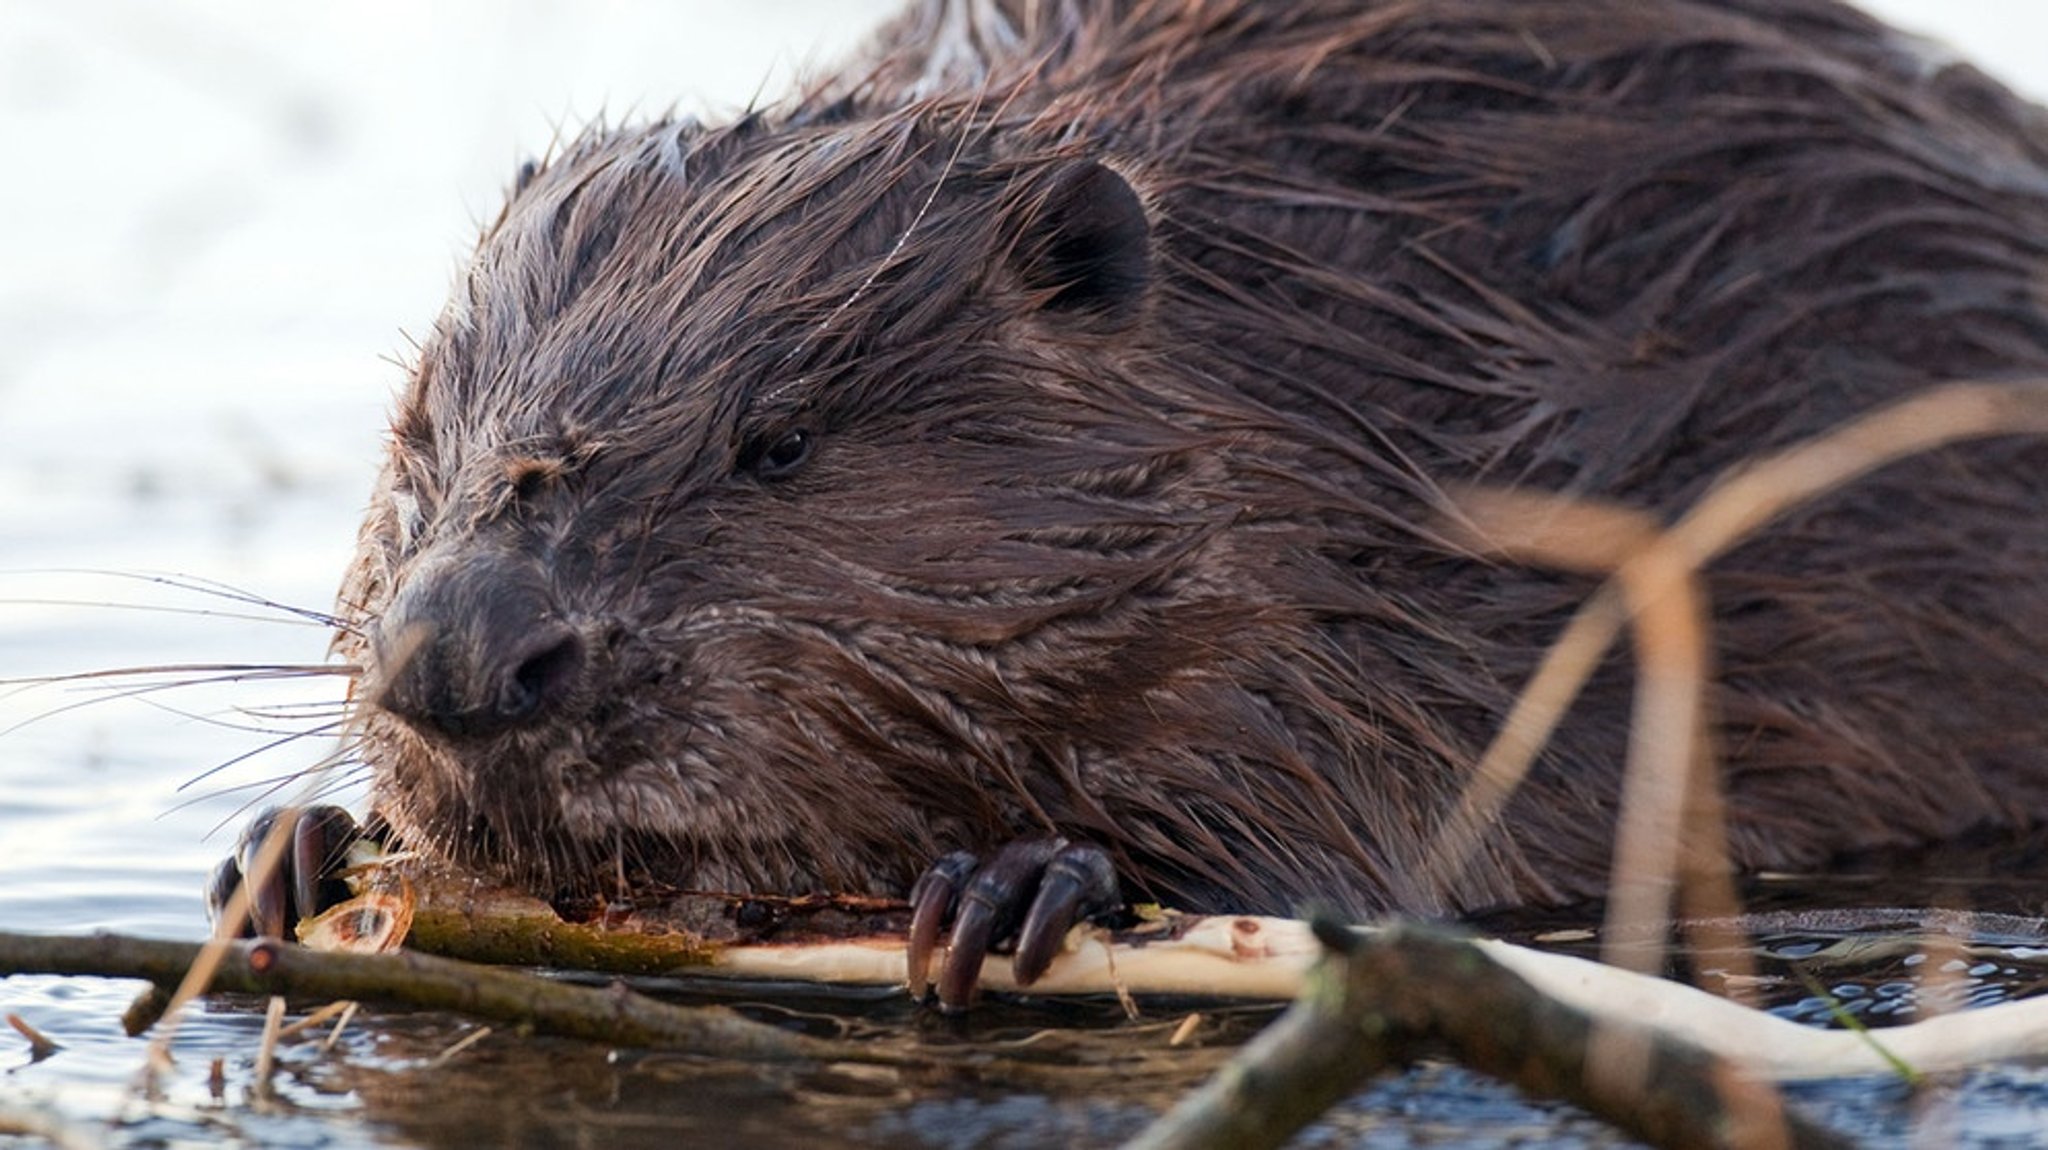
left=1123, top=918, right=1852, bottom=1150
left=0, top=918, right=1966, bottom=1150
left=0, top=929, right=856, bottom=1064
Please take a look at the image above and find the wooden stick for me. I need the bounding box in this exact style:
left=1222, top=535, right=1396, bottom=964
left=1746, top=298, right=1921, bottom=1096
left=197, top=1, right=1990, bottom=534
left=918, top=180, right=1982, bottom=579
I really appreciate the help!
left=10, top=918, right=2045, bottom=1083
left=1125, top=919, right=1849, bottom=1150
left=0, top=929, right=861, bottom=1064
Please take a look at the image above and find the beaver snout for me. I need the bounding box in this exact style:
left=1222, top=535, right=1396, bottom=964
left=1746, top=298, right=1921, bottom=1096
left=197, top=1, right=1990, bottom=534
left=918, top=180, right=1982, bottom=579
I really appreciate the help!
left=370, top=551, right=586, bottom=740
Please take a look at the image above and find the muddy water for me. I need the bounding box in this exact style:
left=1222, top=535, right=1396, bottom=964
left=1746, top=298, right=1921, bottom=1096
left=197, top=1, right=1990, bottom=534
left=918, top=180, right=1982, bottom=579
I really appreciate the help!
left=5, top=3, right=2048, bottom=1148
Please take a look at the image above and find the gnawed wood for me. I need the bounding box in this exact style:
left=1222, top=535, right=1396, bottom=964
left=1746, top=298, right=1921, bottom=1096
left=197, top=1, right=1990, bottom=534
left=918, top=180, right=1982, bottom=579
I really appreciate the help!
left=376, top=862, right=2048, bottom=1082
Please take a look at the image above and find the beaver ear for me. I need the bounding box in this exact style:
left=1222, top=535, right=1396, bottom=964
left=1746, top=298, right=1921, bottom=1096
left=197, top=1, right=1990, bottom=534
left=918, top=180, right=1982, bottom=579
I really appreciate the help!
left=1010, top=160, right=1151, bottom=326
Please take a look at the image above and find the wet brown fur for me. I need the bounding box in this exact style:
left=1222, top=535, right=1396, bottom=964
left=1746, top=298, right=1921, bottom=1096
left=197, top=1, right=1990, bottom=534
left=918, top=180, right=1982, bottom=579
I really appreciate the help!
left=341, top=0, right=2048, bottom=915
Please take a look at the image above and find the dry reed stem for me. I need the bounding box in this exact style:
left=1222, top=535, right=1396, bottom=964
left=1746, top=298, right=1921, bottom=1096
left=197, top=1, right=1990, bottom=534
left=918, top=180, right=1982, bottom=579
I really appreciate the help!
left=274, top=999, right=353, bottom=1041
left=252, top=995, right=286, bottom=1100
left=319, top=1001, right=360, bottom=1053
left=1585, top=544, right=1713, bottom=1085
left=1599, top=531, right=1796, bottom=1142
left=142, top=711, right=360, bottom=1092
left=1412, top=490, right=1650, bottom=900
left=427, top=1025, right=493, bottom=1067
left=1905, top=917, right=1968, bottom=1143
left=140, top=811, right=293, bottom=1066
left=1420, top=584, right=1629, bottom=901
left=1427, top=378, right=2048, bottom=910
left=1421, top=379, right=2048, bottom=1135
left=1424, top=377, right=2048, bottom=1141
left=5, top=1014, right=61, bottom=1059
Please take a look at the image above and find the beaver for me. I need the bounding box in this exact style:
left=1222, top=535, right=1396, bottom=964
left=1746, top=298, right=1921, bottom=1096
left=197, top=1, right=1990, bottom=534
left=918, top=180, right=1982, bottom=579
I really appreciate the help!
left=214, top=0, right=2048, bottom=1006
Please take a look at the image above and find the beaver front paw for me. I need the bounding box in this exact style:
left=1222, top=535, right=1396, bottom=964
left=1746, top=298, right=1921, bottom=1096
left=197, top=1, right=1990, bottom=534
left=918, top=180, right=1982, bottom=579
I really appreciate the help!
left=906, top=838, right=1122, bottom=1011
left=204, top=805, right=368, bottom=939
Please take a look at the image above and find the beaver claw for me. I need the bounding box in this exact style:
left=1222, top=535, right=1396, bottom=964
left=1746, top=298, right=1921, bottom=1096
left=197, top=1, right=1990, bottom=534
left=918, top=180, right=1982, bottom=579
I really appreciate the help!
left=906, top=839, right=1121, bottom=1011
left=205, top=805, right=366, bottom=939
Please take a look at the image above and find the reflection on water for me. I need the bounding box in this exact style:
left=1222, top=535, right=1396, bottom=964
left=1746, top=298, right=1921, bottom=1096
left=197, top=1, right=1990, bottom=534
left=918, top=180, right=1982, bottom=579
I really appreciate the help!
left=8, top=2, right=2048, bottom=1147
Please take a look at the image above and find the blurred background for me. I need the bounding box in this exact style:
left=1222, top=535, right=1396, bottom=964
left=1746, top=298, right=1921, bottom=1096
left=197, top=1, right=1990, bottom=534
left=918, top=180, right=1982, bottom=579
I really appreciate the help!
left=0, top=0, right=2039, bottom=937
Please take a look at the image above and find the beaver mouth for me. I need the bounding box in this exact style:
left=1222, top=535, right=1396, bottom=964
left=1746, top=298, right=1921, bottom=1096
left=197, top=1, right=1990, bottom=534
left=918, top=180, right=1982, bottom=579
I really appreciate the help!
left=354, top=599, right=952, bottom=896
left=361, top=676, right=860, bottom=894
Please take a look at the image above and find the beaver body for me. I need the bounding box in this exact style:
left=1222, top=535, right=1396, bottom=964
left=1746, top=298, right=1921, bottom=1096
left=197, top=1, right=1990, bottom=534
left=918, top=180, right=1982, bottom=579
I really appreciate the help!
left=332, top=0, right=2048, bottom=919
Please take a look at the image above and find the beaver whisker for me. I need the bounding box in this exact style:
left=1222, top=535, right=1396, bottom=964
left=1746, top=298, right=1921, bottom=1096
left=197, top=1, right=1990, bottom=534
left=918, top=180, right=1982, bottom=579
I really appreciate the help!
left=0, top=664, right=357, bottom=739
left=0, top=567, right=359, bottom=633
left=223, top=699, right=357, bottom=724
left=173, top=735, right=363, bottom=812
left=189, top=748, right=371, bottom=833
left=0, top=597, right=343, bottom=630
left=197, top=771, right=374, bottom=840
left=0, top=663, right=357, bottom=689
left=117, top=693, right=352, bottom=741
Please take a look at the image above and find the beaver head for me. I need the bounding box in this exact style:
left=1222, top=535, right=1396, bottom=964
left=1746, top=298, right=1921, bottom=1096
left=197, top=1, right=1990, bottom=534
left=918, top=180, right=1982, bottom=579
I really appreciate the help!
left=335, top=106, right=1390, bottom=908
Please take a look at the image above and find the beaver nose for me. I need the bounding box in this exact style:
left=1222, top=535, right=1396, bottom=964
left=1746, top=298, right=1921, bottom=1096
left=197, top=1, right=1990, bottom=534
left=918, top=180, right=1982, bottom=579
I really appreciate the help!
left=371, top=552, right=586, bottom=740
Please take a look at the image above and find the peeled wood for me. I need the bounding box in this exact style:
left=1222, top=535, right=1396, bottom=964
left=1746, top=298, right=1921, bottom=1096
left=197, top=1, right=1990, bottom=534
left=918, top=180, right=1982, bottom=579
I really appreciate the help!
left=388, top=869, right=2048, bottom=1082
left=397, top=866, right=1313, bottom=998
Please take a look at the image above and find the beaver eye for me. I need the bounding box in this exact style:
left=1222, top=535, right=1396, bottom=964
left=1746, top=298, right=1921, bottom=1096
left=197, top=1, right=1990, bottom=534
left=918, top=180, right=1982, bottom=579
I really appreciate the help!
left=388, top=467, right=435, bottom=553
left=747, top=428, right=813, bottom=480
